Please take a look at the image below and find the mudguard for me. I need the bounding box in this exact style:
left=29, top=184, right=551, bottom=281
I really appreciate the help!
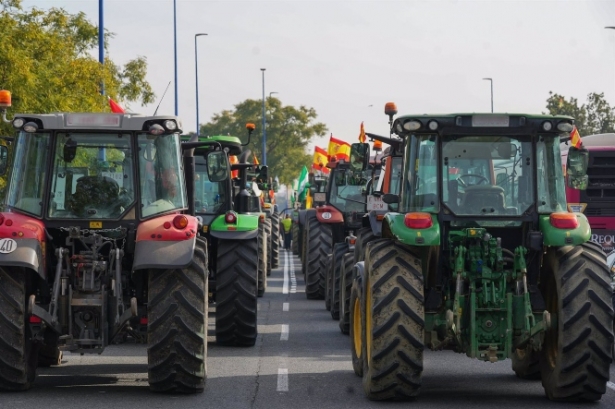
left=366, top=211, right=383, bottom=237
left=383, top=212, right=440, bottom=246
left=132, top=214, right=199, bottom=271
left=539, top=213, right=591, bottom=246
left=0, top=213, right=46, bottom=278
left=209, top=213, right=259, bottom=240
left=315, top=205, right=344, bottom=224
left=298, top=209, right=308, bottom=226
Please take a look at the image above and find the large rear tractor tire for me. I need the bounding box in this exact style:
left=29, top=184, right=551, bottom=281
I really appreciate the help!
left=329, top=242, right=348, bottom=320
left=324, top=254, right=332, bottom=310
left=339, top=252, right=355, bottom=334
left=0, top=267, right=35, bottom=391
left=147, top=239, right=208, bottom=393
left=512, top=346, right=540, bottom=380
left=539, top=241, right=614, bottom=402
left=257, top=222, right=268, bottom=297
left=305, top=217, right=332, bottom=300
left=37, top=332, right=63, bottom=367
left=264, top=218, right=272, bottom=277
left=292, top=223, right=299, bottom=256
left=354, top=227, right=377, bottom=264
left=271, top=213, right=280, bottom=268
left=216, top=238, right=259, bottom=346
left=349, top=263, right=365, bottom=376
left=362, top=239, right=424, bottom=400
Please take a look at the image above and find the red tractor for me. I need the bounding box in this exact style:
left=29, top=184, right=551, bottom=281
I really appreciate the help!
left=0, top=107, right=214, bottom=393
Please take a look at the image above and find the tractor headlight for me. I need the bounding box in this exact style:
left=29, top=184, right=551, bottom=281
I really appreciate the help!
left=149, top=124, right=165, bottom=135
left=403, top=120, right=421, bottom=131
left=164, top=120, right=177, bottom=131
left=12, top=118, right=24, bottom=129
left=23, top=122, right=38, bottom=133
left=557, top=121, right=574, bottom=132
left=542, top=121, right=553, bottom=131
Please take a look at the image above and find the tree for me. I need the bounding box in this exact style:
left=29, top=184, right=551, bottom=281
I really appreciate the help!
left=197, top=97, right=327, bottom=184
left=0, top=0, right=155, bottom=137
left=545, top=91, right=615, bottom=136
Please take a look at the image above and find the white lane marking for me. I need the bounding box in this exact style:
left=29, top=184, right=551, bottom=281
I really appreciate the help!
left=607, top=381, right=615, bottom=392
left=280, top=324, right=289, bottom=341
left=282, top=250, right=289, bottom=294
left=277, top=368, right=289, bottom=392
left=290, top=252, right=297, bottom=294
left=283, top=302, right=289, bottom=312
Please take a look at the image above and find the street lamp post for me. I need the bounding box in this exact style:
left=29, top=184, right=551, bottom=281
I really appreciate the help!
left=99, top=0, right=104, bottom=95
left=173, top=0, right=178, bottom=115
left=194, top=33, right=207, bottom=136
left=483, top=77, right=493, bottom=113
left=607, top=27, right=615, bottom=96
left=261, top=68, right=266, bottom=165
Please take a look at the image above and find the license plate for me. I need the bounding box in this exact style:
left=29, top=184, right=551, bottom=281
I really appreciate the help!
left=367, top=195, right=386, bottom=211
left=313, top=193, right=326, bottom=202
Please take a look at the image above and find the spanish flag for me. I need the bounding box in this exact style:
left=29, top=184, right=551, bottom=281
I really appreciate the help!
left=570, top=126, right=582, bottom=149
left=358, top=121, right=366, bottom=143
left=313, top=146, right=328, bottom=169
left=229, top=155, right=239, bottom=179
left=327, top=134, right=351, bottom=162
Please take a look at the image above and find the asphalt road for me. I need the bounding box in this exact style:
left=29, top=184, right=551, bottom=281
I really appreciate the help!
left=2, top=249, right=614, bottom=409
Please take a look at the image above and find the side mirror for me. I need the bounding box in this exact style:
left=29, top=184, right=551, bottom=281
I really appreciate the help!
left=63, top=138, right=78, bottom=163
left=495, top=142, right=517, bottom=158
left=566, top=147, right=589, bottom=190
left=0, top=145, right=8, bottom=175
left=382, top=193, right=400, bottom=204
left=350, top=142, right=370, bottom=171
left=206, top=151, right=230, bottom=182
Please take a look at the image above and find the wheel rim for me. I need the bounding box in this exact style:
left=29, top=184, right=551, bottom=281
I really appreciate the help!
left=353, top=297, right=362, bottom=358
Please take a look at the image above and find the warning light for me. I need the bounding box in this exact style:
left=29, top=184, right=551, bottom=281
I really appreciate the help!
left=0, top=90, right=11, bottom=108
left=384, top=102, right=397, bottom=116
left=246, top=123, right=256, bottom=131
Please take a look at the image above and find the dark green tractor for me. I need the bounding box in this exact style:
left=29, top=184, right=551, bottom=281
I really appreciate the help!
left=350, top=110, right=614, bottom=401
left=183, top=125, right=261, bottom=346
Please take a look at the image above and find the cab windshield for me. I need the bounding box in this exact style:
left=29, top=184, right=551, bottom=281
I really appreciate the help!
left=329, top=168, right=367, bottom=213
left=6, top=132, right=51, bottom=216
left=138, top=133, right=187, bottom=218
left=194, top=162, right=228, bottom=214
left=441, top=135, right=533, bottom=216
left=48, top=133, right=135, bottom=219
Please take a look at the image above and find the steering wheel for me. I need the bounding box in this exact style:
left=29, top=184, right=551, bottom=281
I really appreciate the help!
left=457, top=174, right=489, bottom=188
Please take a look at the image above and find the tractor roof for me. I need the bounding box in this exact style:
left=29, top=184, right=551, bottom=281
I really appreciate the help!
left=12, top=112, right=182, bottom=132
left=392, top=113, right=575, bottom=137
left=181, top=134, right=243, bottom=155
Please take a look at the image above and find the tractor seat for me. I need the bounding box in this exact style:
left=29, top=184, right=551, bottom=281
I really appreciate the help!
left=460, top=185, right=506, bottom=214
left=68, top=175, right=120, bottom=217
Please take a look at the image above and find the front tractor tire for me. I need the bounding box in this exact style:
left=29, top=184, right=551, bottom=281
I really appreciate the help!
left=258, top=222, right=268, bottom=297
left=216, top=238, right=259, bottom=346
left=264, top=218, right=273, bottom=277
left=339, top=252, right=355, bottom=334
left=271, top=212, right=281, bottom=268
left=362, top=239, right=425, bottom=400
left=147, top=239, right=208, bottom=393
left=0, top=267, right=35, bottom=391
left=539, top=241, right=614, bottom=402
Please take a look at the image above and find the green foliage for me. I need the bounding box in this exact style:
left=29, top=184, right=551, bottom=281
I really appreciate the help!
left=545, top=91, right=615, bottom=136
left=197, top=97, right=327, bottom=184
left=0, top=0, right=155, bottom=137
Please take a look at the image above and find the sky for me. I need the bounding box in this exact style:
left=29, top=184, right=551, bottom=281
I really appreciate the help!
left=19, top=0, right=615, bottom=156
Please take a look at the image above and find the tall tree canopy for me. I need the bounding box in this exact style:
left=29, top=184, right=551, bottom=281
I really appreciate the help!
left=0, top=0, right=155, bottom=136
left=197, top=97, right=327, bottom=184
left=545, top=91, right=615, bottom=136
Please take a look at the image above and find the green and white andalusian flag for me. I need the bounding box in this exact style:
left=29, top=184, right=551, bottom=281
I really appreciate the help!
left=296, top=165, right=309, bottom=202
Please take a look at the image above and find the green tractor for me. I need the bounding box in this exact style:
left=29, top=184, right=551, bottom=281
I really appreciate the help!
left=350, top=109, right=614, bottom=401
left=183, top=124, right=263, bottom=346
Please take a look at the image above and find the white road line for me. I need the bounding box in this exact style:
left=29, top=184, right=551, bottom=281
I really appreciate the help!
left=277, top=368, right=289, bottom=392
left=282, top=250, right=289, bottom=294
left=607, top=381, right=615, bottom=392
left=283, top=302, right=289, bottom=311
left=290, top=253, right=297, bottom=293
left=280, top=324, right=289, bottom=341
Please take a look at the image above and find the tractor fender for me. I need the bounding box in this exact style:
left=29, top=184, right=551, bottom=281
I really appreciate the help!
left=132, top=214, right=199, bottom=271
left=298, top=209, right=308, bottom=226
left=209, top=213, right=259, bottom=240
left=315, top=205, right=344, bottom=224
left=0, top=238, right=44, bottom=278
left=0, top=213, right=46, bottom=278
left=366, top=211, right=383, bottom=236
